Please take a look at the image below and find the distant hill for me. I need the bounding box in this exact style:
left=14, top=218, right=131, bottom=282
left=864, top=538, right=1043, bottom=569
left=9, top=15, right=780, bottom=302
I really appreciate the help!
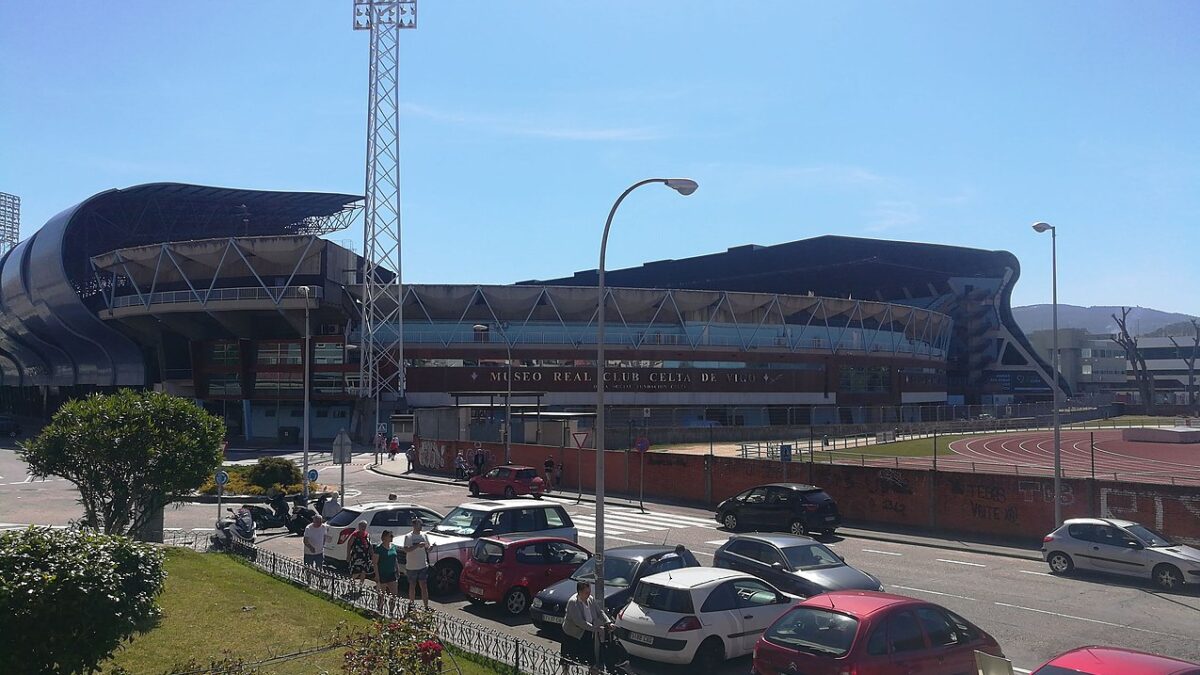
left=1013, top=305, right=1198, bottom=336
left=1145, top=319, right=1199, bottom=338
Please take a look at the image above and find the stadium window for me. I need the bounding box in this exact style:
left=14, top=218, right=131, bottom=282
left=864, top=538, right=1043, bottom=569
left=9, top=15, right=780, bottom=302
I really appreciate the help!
left=208, top=342, right=239, bottom=366
left=1082, top=364, right=1093, bottom=375
left=314, top=342, right=344, bottom=365
left=207, top=373, right=241, bottom=395
left=312, top=373, right=343, bottom=394
left=257, top=342, right=302, bottom=365
left=839, top=366, right=891, bottom=393
left=334, top=409, right=349, bottom=418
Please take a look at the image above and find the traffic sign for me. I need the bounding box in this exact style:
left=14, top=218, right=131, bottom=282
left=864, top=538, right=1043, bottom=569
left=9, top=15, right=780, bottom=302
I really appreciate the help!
left=780, top=443, right=792, bottom=463
left=215, top=470, right=230, bottom=486
left=332, top=429, right=353, bottom=465
left=634, top=436, right=651, bottom=453
left=642, top=407, right=651, bottom=419
left=571, top=431, right=590, bottom=449
left=377, top=422, right=389, bottom=434
left=306, top=468, right=319, bottom=482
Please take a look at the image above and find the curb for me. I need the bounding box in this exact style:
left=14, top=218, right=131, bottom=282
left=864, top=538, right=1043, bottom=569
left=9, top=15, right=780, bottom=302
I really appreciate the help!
left=367, top=464, right=1045, bottom=562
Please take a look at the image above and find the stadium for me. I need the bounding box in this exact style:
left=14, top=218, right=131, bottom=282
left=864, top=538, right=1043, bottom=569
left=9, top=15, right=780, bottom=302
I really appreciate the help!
left=0, top=182, right=1064, bottom=444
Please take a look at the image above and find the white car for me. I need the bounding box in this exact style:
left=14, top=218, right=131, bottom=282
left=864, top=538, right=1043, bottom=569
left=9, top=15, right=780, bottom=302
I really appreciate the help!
left=323, top=502, right=445, bottom=568
left=1042, top=517, right=1200, bottom=590
left=615, top=567, right=797, bottom=669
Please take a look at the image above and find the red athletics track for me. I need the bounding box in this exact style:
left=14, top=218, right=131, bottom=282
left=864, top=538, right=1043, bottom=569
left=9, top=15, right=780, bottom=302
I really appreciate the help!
left=947, top=430, right=1200, bottom=485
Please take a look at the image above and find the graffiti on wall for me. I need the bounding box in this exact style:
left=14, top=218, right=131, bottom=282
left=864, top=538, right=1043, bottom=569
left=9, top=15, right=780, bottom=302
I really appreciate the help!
left=1100, top=487, right=1200, bottom=538
left=1017, top=480, right=1075, bottom=506
left=417, top=439, right=447, bottom=470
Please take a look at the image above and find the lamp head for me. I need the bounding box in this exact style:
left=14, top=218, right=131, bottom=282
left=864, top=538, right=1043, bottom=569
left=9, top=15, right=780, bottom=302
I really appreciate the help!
left=664, top=178, right=699, bottom=196
left=1032, top=222, right=1053, bottom=233
left=472, top=324, right=489, bottom=332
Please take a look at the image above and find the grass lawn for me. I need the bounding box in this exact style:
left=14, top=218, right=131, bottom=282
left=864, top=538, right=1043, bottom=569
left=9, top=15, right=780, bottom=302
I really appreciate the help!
left=103, top=548, right=500, bottom=675
left=1066, top=415, right=1186, bottom=428
left=850, top=434, right=979, bottom=458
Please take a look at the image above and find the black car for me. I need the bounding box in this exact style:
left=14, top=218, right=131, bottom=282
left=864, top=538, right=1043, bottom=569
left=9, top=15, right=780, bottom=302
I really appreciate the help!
left=0, top=416, right=21, bottom=438
left=715, top=483, right=840, bottom=535
left=714, top=533, right=883, bottom=597
left=529, top=544, right=701, bottom=631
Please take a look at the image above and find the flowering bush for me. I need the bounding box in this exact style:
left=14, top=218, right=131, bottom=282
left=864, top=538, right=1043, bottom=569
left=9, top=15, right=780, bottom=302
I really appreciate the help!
left=341, top=613, right=445, bottom=675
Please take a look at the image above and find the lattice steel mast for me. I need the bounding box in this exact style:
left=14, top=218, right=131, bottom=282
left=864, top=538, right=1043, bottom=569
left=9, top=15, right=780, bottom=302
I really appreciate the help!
left=353, top=1, right=415, bottom=437
left=0, top=192, right=19, bottom=254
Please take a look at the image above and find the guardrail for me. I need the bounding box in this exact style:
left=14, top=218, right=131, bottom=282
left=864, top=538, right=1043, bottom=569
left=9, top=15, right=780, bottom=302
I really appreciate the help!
left=162, top=533, right=597, bottom=675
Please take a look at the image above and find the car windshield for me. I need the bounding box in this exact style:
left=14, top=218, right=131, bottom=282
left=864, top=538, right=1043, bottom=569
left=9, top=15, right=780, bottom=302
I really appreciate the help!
left=572, top=557, right=638, bottom=588
left=434, top=507, right=487, bottom=536
left=1124, top=524, right=1175, bottom=547
left=763, top=607, right=857, bottom=657
left=632, top=582, right=694, bottom=613
left=782, top=543, right=842, bottom=570
left=327, top=509, right=361, bottom=528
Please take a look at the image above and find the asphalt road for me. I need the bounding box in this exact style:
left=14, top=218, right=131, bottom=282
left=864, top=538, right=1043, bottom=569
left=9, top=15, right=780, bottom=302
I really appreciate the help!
left=3, top=444, right=1198, bottom=674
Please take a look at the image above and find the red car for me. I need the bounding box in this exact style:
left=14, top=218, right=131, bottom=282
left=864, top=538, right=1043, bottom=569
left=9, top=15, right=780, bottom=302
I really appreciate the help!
left=459, top=535, right=592, bottom=615
left=469, top=465, right=544, bottom=498
left=752, top=591, right=1003, bottom=675
left=1032, top=646, right=1200, bottom=674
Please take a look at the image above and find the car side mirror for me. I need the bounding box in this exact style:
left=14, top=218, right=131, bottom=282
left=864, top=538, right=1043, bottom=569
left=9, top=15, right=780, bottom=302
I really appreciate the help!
left=1126, top=540, right=1143, bottom=549
left=481, top=529, right=495, bottom=537
left=771, top=562, right=785, bottom=571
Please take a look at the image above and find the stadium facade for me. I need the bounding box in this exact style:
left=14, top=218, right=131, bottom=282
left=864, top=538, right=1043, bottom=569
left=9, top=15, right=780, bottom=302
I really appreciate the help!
left=0, top=183, right=1062, bottom=442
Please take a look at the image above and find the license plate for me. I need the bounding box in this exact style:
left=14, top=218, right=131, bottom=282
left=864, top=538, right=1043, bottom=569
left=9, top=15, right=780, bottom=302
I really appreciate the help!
left=627, top=632, right=654, bottom=645
left=825, top=516, right=836, bottom=521
left=544, top=615, right=565, bottom=625
left=469, top=586, right=485, bottom=595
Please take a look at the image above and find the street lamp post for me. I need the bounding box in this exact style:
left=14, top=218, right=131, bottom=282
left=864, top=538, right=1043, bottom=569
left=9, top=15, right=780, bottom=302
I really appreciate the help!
left=474, top=324, right=513, bottom=464
left=595, top=178, right=697, bottom=663
left=1033, top=222, right=1062, bottom=526
left=300, top=285, right=313, bottom=501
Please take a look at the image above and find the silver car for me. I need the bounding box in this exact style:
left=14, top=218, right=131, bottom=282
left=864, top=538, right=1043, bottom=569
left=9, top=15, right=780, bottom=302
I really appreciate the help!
left=1041, top=517, right=1200, bottom=590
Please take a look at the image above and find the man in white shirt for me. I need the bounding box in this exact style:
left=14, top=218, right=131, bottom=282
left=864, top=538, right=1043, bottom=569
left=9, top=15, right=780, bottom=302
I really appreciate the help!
left=402, top=517, right=431, bottom=609
left=321, top=492, right=341, bottom=519
left=302, top=515, right=328, bottom=580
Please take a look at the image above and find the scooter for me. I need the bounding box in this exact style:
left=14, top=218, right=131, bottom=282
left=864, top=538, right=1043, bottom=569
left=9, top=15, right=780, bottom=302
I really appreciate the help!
left=287, top=503, right=316, bottom=535
left=211, top=507, right=257, bottom=551
left=245, top=504, right=289, bottom=530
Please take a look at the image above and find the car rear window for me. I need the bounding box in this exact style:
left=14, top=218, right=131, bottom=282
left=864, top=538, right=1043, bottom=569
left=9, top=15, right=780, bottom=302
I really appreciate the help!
left=327, top=509, right=361, bottom=528
left=800, top=490, right=833, bottom=502
left=516, top=469, right=537, bottom=480
left=473, top=540, right=505, bottom=564
left=763, top=607, right=858, bottom=657
left=632, top=582, right=694, bottom=613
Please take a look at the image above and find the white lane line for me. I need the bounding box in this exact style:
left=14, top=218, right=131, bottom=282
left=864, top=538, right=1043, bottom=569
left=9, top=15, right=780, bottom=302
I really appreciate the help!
left=1019, top=570, right=1054, bottom=577
left=892, top=585, right=978, bottom=602
left=862, top=549, right=902, bottom=556
left=936, top=558, right=986, bottom=567
left=576, top=532, right=651, bottom=545
left=692, top=550, right=713, bottom=558
left=706, top=539, right=730, bottom=546
left=994, top=602, right=1187, bottom=638
left=23, top=475, right=35, bottom=483
left=574, top=524, right=630, bottom=536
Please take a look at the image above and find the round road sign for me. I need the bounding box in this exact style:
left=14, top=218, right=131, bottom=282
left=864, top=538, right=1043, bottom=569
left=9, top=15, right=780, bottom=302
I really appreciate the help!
left=634, top=436, right=651, bottom=452
left=215, top=470, right=230, bottom=486
left=306, top=468, right=319, bottom=482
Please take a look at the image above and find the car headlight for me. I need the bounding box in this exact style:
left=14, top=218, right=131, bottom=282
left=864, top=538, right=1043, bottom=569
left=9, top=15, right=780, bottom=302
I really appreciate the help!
left=531, top=598, right=542, bottom=609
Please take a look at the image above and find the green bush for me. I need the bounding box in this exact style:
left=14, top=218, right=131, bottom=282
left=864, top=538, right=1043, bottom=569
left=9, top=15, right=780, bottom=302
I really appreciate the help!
left=245, top=457, right=303, bottom=491
left=0, top=526, right=166, bottom=675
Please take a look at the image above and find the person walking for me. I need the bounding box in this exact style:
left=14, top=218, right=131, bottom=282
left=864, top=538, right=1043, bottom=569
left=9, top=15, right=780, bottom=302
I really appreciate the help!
left=405, top=445, right=416, bottom=474
left=543, top=456, right=556, bottom=492
left=402, top=517, right=431, bottom=610
left=388, top=436, right=400, bottom=461
left=346, top=520, right=375, bottom=595
left=454, top=450, right=467, bottom=480
left=302, top=514, right=328, bottom=581
left=372, top=529, right=401, bottom=613
left=472, top=444, right=486, bottom=478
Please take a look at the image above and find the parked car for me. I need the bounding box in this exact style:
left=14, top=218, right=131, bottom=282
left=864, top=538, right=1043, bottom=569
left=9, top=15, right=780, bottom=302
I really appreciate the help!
left=1032, top=646, right=1200, bottom=675
left=421, top=499, right=578, bottom=595
left=715, top=483, right=841, bottom=535
left=752, top=591, right=1004, bottom=675
left=323, top=502, right=445, bottom=570
left=0, top=415, right=21, bottom=437
left=714, top=533, right=883, bottom=597
left=1042, top=517, right=1200, bottom=590
left=615, top=567, right=797, bottom=669
left=459, top=535, right=592, bottom=615
left=531, top=544, right=702, bottom=631
left=469, top=465, right=543, bottom=498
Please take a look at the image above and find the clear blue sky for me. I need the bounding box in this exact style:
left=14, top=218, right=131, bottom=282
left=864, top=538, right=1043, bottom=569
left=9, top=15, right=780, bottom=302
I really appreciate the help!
left=2, top=1, right=1197, bottom=314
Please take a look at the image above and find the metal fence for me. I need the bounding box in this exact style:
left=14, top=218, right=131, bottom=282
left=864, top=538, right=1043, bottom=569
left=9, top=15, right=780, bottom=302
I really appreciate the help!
left=164, top=533, right=596, bottom=675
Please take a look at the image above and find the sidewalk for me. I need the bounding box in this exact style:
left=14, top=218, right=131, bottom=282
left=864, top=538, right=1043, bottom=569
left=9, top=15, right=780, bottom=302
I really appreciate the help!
left=369, top=458, right=1043, bottom=562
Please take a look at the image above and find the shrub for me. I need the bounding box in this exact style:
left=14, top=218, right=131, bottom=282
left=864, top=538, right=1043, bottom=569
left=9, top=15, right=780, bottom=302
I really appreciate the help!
left=0, top=527, right=166, bottom=675
left=245, top=457, right=303, bottom=491
left=341, top=614, right=444, bottom=675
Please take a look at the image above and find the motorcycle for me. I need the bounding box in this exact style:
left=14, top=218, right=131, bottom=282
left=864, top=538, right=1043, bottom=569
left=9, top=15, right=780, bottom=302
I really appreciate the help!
left=245, top=503, right=289, bottom=530
left=287, top=503, right=317, bottom=535
left=211, top=507, right=257, bottom=551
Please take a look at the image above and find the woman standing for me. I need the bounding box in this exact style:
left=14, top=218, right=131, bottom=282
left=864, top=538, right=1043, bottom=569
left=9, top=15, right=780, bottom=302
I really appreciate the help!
left=346, top=520, right=375, bottom=594
left=372, top=529, right=400, bottom=613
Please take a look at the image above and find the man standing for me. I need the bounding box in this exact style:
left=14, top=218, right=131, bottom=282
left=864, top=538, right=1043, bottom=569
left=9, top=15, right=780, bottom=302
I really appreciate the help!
left=402, top=517, right=431, bottom=610
left=543, top=456, right=556, bottom=492
left=303, top=514, right=327, bottom=579
left=321, top=492, right=341, bottom=520
left=562, top=581, right=615, bottom=671
left=472, top=444, right=486, bottom=478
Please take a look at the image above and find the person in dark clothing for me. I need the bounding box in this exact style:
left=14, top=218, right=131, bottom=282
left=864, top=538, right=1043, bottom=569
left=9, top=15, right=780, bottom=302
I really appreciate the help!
left=472, top=446, right=486, bottom=477
left=543, top=456, right=555, bottom=492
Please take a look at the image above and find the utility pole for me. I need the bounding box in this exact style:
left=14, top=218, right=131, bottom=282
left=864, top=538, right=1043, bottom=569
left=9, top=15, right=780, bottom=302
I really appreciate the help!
left=354, top=0, right=415, bottom=443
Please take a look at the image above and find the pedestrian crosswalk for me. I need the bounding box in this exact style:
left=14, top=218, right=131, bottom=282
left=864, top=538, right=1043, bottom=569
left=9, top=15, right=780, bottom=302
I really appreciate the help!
left=567, top=506, right=718, bottom=538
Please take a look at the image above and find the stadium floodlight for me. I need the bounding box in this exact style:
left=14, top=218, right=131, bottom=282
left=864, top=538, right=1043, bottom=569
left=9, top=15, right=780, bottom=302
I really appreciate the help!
left=354, top=1, right=417, bottom=449
left=1032, top=221, right=1062, bottom=527
left=594, top=177, right=697, bottom=665
left=0, top=192, right=19, bottom=254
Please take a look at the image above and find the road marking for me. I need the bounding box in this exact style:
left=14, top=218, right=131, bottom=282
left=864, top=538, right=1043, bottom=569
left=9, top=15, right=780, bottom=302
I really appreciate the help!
left=892, top=585, right=978, bottom=601
left=706, top=539, right=730, bottom=546
left=692, top=550, right=713, bottom=558
left=936, top=558, right=986, bottom=567
left=1019, top=570, right=1054, bottom=577
left=994, top=602, right=1187, bottom=638
left=576, top=532, right=651, bottom=545
left=1014, top=669, right=1032, bottom=674
left=862, top=549, right=902, bottom=556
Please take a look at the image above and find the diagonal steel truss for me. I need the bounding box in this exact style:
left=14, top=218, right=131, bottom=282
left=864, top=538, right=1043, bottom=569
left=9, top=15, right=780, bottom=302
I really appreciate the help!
left=354, top=1, right=416, bottom=416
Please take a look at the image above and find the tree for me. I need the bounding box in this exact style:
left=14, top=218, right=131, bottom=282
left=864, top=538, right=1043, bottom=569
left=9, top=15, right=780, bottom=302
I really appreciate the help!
left=0, top=526, right=166, bottom=675
left=1111, top=307, right=1156, bottom=414
left=1168, top=318, right=1199, bottom=413
left=20, top=389, right=225, bottom=536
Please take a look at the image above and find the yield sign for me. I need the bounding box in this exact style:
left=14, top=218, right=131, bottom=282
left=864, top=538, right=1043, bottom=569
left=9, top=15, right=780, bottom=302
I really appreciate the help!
left=571, top=431, right=591, bottom=449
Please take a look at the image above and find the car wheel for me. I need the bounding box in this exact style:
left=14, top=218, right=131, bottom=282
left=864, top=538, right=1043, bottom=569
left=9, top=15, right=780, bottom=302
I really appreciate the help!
left=692, top=637, right=724, bottom=670
left=504, top=486, right=516, bottom=498
left=789, top=519, right=807, bottom=536
left=1153, top=563, right=1183, bottom=590
left=722, top=513, right=739, bottom=531
left=469, top=483, right=480, bottom=497
left=503, top=587, right=530, bottom=615
left=431, top=561, right=462, bottom=596
left=1046, top=551, right=1074, bottom=574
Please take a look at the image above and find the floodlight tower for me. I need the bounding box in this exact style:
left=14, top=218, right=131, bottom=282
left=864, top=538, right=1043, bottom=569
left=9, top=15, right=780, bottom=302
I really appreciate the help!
left=353, top=1, right=415, bottom=440
left=0, top=192, right=19, bottom=254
